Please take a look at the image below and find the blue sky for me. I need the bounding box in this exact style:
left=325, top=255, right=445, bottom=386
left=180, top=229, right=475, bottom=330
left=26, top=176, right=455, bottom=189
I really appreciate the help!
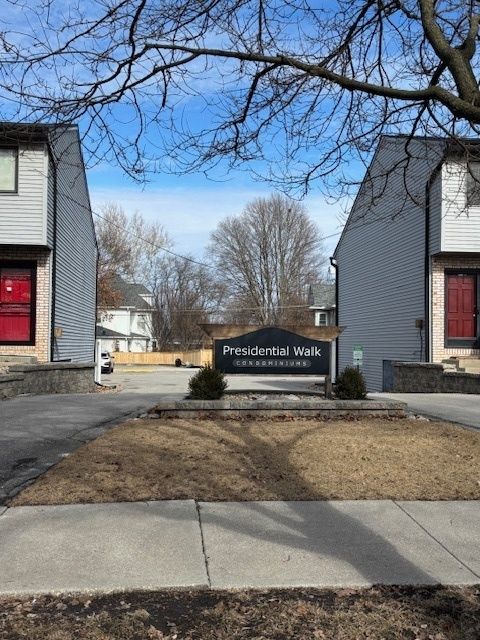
left=83, top=82, right=351, bottom=262
left=88, top=164, right=348, bottom=261
left=1, top=0, right=356, bottom=261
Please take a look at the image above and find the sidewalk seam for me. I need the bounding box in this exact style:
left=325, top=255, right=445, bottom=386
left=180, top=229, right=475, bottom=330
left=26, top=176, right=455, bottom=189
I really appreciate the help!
left=195, top=500, right=212, bottom=588
left=393, top=501, right=480, bottom=581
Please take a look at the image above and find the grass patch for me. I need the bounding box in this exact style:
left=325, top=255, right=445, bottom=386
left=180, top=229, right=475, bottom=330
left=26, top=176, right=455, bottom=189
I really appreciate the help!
left=1, top=586, right=480, bottom=639
left=11, top=417, right=480, bottom=505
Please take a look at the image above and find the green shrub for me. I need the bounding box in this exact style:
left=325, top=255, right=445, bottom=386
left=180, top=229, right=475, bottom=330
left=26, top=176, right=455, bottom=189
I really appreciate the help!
left=188, top=364, right=228, bottom=400
left=335, top=366, right=367, bottom=400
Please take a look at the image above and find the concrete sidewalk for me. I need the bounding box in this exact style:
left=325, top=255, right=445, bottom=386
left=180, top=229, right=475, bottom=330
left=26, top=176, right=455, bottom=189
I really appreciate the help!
left=0, top=500, right=478, bottom=594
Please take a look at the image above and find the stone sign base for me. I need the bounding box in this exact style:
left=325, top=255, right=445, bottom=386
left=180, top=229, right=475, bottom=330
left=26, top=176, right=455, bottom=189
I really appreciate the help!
left=148, top=398, right=406, bottom=420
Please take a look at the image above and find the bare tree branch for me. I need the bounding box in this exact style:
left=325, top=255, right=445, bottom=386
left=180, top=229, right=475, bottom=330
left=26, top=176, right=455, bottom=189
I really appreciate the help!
left=209, top=194, right=325, bottom=325
left=1, top=0, right=480, bottom=194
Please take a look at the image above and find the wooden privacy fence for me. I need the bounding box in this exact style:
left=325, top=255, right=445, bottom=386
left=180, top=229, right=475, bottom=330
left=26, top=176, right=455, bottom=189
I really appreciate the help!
left=112, top=349, right=212, bottom=367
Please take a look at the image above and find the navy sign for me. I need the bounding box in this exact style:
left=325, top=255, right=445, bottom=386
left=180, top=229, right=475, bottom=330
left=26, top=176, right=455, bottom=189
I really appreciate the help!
left=215, top=327, right=330, bottom=375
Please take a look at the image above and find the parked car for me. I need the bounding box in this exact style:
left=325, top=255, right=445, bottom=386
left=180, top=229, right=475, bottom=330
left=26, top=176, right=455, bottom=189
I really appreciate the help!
left=101, top=351, right=114, bottom=374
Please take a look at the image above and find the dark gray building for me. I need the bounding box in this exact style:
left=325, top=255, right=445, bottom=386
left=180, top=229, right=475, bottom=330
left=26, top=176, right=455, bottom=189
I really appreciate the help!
left=333, top=135, right=480, bottom=391
left=0, top=122, right=97, bottom=362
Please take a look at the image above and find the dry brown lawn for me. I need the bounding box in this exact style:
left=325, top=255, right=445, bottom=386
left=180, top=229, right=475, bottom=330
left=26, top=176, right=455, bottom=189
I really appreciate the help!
left=11, top=416, right=480, bottom=505
left=1, top=586, right=480, bottom=640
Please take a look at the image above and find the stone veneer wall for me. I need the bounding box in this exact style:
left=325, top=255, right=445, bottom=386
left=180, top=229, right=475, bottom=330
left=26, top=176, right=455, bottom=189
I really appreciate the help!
left=431, top=255, right=480, bottom=362
left=0, top=362, right=95, bottom=399
left=0, top=247, right=51, bottom=362
left=149, top=399, right=406, bottom=419
left=392, top=362, right=480, bottom=394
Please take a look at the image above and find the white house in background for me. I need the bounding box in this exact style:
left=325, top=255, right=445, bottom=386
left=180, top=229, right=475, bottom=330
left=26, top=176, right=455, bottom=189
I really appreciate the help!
left=334, top=135, right=480, bottom=391
left=308, top=282, right=336, bottom=327
left=96, top=277, right=155, bottom=352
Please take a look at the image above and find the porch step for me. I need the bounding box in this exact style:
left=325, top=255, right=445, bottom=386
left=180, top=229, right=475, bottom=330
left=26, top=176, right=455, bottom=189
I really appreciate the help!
left=441, top=358, right=461, bottom=371
left=442, top=357, right=480, bottom=374
left=462, top=365, right=480, bottom=374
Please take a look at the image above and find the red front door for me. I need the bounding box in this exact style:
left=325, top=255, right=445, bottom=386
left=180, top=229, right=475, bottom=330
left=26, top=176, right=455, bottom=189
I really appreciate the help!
left=0, top=266, right=34, bottom=343
left=447, top=274, right=477, bottom=339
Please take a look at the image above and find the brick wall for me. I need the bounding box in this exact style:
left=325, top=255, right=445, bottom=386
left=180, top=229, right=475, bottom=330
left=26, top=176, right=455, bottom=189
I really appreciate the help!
left=0, top=247, right=51, bottom=362
left=431, top=255, right=480, bottom=362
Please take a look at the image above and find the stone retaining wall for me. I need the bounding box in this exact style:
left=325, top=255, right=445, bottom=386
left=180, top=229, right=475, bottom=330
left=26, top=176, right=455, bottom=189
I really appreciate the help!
left=392, top=362, right=480, bottom=394
left=0, top=363, right=95, bottom=399
left=148, top=399, right=406, bottom=420
left=0, top=373, right=26, bottom=400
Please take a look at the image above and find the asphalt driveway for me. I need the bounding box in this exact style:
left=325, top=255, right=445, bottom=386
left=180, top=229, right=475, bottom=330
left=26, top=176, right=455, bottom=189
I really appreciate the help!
left=0, top=390, right=162, bottom=503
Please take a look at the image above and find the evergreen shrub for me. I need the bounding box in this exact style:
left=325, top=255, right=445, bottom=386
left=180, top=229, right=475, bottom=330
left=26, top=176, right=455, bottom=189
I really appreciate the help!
left=335, top=366, right=367, bottom=400
left=188, top=364, right=228, bottom=400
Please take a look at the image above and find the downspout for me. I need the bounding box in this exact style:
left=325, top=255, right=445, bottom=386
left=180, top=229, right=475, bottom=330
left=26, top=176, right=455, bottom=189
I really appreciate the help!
left=424, top=159, right=444, bottom=364
left=94, top=253, right=99, bottom=363
left=47, top=140, right=58, bottom=362
left=329, top=256, right=339, bottom=378
left=424, top=181, right=430, bottom=362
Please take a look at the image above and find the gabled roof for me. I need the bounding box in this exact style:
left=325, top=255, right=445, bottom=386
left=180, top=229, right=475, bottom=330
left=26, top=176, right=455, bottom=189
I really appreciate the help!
left=308, top=283, right=335, bottom=308
left=110, top=275, right=153, bottom=310
left=130, top=282, right=151, bottom=296
left=95, top=325, right=149, bottom=339
left=0, top=121, right=78, bottom=144
left=332, top=135, right=449, bottom=259
left=0, top=121, right=98, bottom=254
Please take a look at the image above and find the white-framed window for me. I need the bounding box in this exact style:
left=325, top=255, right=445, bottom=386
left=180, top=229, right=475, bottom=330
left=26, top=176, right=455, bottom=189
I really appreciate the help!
left=466, top=163, right=480, bottom=206
left=315, top=311, right=328, bottom=326
left=0, top=147, right=18, bottom=192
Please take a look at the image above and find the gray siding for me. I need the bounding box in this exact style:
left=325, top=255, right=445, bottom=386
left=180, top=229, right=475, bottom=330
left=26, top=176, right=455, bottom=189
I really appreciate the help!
left=429, top=170, right=442, bottom=255
left=46, top=156, right=55, bottom=247
left=441, top=161, right=480, bottom=252
left=50, top=127, right=97, bottom=362
left=335, top=137, right=444, bottom=391
left=0, top=144, right=48, bottom=245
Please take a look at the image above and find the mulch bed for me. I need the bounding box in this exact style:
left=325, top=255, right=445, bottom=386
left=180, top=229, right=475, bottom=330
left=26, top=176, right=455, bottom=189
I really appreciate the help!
left=1, top=586, right=480, bottom=639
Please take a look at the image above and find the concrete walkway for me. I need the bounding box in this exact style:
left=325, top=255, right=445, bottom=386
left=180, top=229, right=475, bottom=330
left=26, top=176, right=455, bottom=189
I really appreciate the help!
left=0, top=500, right=478, bottom=594
left=372, top=392, right=480, bottom=430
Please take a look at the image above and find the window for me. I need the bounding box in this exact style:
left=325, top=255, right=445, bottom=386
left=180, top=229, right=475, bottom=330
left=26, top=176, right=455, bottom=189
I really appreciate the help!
left=315, top=311, right=328, bottom=326
left=0, top=147, right=18, bottom=192
left=466, top=163, right=480, bottom=206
